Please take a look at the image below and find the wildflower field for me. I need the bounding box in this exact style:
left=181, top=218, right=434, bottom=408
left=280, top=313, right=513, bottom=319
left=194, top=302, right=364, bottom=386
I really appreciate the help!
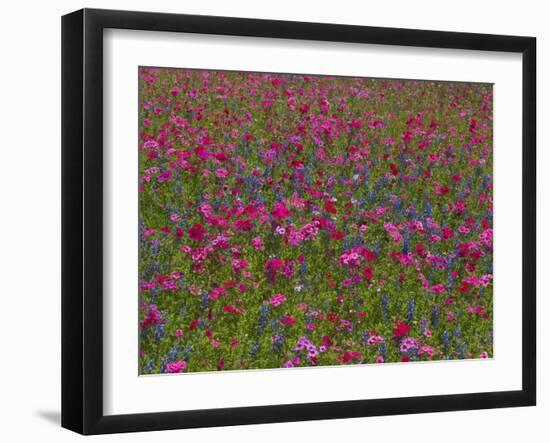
left=138, top=67, right=493, bottom=374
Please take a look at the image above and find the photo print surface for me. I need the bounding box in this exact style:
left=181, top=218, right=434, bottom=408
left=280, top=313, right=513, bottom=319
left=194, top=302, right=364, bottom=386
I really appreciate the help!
left=138, top=67, right=493, bottom=374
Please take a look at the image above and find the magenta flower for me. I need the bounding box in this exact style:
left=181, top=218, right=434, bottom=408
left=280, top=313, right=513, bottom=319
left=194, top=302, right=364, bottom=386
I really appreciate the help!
left=271, top=202, right=291, bottom=219
left=428, top=284, right=446, bottom=294
left=269, top=293, right=287, bottom=307
left=252, top=236, right=264, bottom=250
left=166, top=360, right=186, bottom=373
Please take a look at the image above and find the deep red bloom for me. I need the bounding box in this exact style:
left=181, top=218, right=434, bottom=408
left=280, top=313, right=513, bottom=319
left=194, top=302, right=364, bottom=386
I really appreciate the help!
left=416, top=243, right=427, bottom=257
left=234, top=218, right=253, bottom=231
left=363, top=266, right=373, bottom=280
left=393, top=321, right=411, bottom=338
left=390, top=250, right=400, bottom=262
left=265, top=258, right=284, bottom=283
left=188, top=223, right=206, bottom=241
left=470, top=250, right=482, bottom=261
left=291, top=160, right=304, bottom=170
left=244, top=204, right=259, bottom=218
left=402, top=131, right=413, bottom=143
left=342, top=351, right=362, bottom=363
left=330, top=230, right=344, bottom=240
left=280, top=315, right=296, bottom=326
left=322, top=335, right=333, bottom=348
left=442, top=227, right=454, bottom=240
left=359, top=248, right=377, bottom=262
left=298, top=103, right=310, bottom=114
left=324, top=200, right=337, bottom=214
left=389, top=162, right=399, bottom=176
left=188, top=319, right=200, bottom=330
left=457, top=243, right=470, bottom=257
left=306, top=187, right=324, bottom=198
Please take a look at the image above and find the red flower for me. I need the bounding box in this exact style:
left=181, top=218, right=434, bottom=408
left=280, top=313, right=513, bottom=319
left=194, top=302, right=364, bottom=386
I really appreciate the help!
left=280, top=315, right=296, bottom=326
left=442, top=227, right=454, bottom=240
left=330, top=230, right=344, bottom=240
left=265, top=258, right=284, bottom=283
left=188, top=319, right=200, bottom=330
left=234, top=218, right=253, bottom=231
left=393, top=321, right=411, bottom=338
left=271, top=202, right=291, bottom=219
left=324, top=200, right=337, bottom=214
left=457, top=243, right=470, bottom=257
left=359, top=248, right=377, bottom=262
left=470, top=250, right=482, bottom=261
left=416, top=243, right=427, bottom=257
left=322, top=335, right=333, bottom=347
left=291, top=160, right=304, bottom=170
left=363, top=266, right=373, bottom=281
left=244, top=204, right=259, bottom=218
left=389, top=163, right=399, bottom=176
left=342, top=351, right=362, bottom=363
left=188, top=223, right=206, bottom=241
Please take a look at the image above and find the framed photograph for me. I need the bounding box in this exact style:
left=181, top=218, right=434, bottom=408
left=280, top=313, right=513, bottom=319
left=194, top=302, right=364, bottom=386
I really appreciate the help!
left=62, top=8, right=536, bottom=435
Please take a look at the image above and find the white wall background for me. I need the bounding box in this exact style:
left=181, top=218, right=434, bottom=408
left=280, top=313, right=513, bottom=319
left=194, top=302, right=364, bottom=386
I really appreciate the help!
left=0, top=0, right=546, bottom=441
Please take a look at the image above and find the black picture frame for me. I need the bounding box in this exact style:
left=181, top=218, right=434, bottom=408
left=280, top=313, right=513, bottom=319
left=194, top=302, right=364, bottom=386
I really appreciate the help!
left=62, top=8, right=536, bottom=435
